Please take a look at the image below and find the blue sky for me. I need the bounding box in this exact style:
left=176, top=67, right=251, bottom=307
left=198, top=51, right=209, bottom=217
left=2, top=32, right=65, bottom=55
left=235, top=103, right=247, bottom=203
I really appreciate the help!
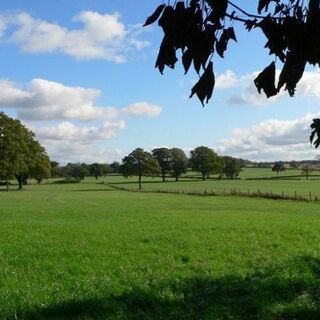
left=0, top=0, right=319, bottom=163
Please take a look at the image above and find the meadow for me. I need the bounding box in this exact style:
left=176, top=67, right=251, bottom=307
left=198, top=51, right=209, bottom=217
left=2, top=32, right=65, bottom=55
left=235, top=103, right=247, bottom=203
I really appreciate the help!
left=102, top=168, right=320, bottom=200
left=1, top=171, right=320, bottom=319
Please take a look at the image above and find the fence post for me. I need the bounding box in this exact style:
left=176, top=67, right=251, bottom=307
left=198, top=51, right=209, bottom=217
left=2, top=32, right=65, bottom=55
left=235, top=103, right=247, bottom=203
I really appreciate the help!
left=295, top=190, right=297, bottom=200
left=309, top=191, right=312, bottom=201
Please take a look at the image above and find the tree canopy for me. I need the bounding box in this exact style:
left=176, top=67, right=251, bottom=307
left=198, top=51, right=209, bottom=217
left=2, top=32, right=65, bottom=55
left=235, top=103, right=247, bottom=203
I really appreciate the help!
left=0, top=112, right=51, bottom=190
left=146, top=0, right=320, bottom=147
left=190, top=146, right=224, bottom=180
left=120, top=148, right=160, bottom=189
left=170, top=148, right=188, bottom=181
left=152, top=148, right=174, bottom=182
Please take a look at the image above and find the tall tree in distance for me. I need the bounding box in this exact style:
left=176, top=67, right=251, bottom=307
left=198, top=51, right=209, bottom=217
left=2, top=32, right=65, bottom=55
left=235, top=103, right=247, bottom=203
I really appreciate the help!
left=272, top=162, right=286, bottom=176
left=190, top=146, right=224, bottom=180
left=152, top=148, right=173, bottom=182
left=120, top=148, right=160, bottom=189
left=146, top=1, right=320, bottom=146
left=223, top=156, right=243, bottom=179
left=170, top=148, right=188, bottom=181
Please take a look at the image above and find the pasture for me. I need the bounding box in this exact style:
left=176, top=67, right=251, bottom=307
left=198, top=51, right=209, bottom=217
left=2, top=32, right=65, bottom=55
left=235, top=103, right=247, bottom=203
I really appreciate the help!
left=1, top=175, right=320, bottom=319
left=101, top=167, right=320, bottom=200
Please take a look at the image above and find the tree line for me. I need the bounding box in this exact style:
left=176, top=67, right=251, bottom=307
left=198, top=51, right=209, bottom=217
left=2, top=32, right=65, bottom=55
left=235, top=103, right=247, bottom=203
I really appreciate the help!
left=120, top=147, right=244, bottom=189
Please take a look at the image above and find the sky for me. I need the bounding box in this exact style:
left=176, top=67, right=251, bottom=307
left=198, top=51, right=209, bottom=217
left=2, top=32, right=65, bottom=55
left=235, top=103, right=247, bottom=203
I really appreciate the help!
left=0, top=0, right=319, bottom=163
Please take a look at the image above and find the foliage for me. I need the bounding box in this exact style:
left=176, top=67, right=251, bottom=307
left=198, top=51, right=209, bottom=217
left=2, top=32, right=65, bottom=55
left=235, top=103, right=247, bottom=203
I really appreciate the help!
left=223, top=156, right=243, bottom=179
left=0, top=112, right=50, bottom=190
left=30, top=154, right=51, bottom=184
left=110, top=161, right=121, bottom=173
left=152, top=148, right=173, bottom=182
left=62, top=163, right=90, bottom=180
left=89, top=163, right=111, bottom=180
left=146, top=0, right=320, bottom=146
left=50, top=161, right=63, bottom=178
left=170, top=148, right=188, bottom=181
left=272, top=162, right=286, bottom=175
left=120, top=148, right=160, bottom=189
left=301, top=164, right=314, bottom=180
left=190, top=146, right=224, bottom=180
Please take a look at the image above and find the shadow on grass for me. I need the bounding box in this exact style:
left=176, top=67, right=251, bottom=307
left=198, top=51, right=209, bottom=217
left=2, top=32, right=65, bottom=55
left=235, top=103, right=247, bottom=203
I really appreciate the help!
left=70, top=188, right=117, bottom=192
left=14, top=256, right=320, bottom=320
left=110, top=179, right=204, bottom=186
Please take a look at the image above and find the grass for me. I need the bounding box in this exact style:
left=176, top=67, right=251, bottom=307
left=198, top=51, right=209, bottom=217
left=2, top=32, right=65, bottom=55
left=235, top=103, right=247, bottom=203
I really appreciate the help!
left=99, top=168, right=320, bottom=199
left=1, top=182, right=320, bottom=319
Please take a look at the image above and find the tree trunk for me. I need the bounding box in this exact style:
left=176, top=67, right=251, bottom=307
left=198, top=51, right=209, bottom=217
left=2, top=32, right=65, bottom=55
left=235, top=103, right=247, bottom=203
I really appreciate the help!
left=6, top=178, right=9, bottom=192
left=138, top=174, right=142, bottom=190
left=202, top=173, right=206, bottom=181
left=175, top=176, right=178, bottom=182
left=18, top=178, right=23, bottom=190
left=162, top=172, right=165, bottom=182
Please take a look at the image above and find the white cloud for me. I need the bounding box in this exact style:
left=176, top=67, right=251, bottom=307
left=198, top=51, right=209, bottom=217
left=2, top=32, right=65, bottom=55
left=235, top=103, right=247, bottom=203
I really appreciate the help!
left=35, top=121, right=125, bottom=142
left=0, top=78, right=162, bottom=121
left=0, top=78, right=118, bottom=121
left=216, top=113, right=320, bottom=161
left=215, top=70, right=239, bottom=90
left=0, top=11, right=150, bottom=62
left=122, top=102, right=162, bottom=117
left=43, top=140, right=125, bottom=164
left=217, top=68, right=320, bottom=107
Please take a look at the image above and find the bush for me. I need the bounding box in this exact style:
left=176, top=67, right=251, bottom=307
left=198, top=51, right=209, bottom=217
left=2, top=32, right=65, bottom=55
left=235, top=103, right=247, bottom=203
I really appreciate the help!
left=53, top=177, right=81, bottom=184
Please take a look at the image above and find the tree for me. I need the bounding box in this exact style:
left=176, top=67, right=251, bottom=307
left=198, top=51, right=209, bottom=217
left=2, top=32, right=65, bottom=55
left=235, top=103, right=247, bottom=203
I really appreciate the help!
left=120, top=148, right=160, bottom=189
left=190, top=146, right=224, bottom=180
left=146, top=1, right=320, bottom=146
left=62, top=163, right=90, bottom=180
left=223, top=156, right=243, bottom=179
left=301, top=164, right=313, bottom=180
left=90, top=163, right=102, bottom=180
left=289, top=160, right=299, bottom=169
left=170, top=148, right=188, bottom=181
left=272, top=162, right=286, bottom=176
left=30, top=154, right=51, bottom=184
left=50, top=161, right=63, bottom=177
left=152, top=148, right=173, bottom=182
left=0, top=112, right=50, bottom=190
left=110, top=161, right=121, bottom=173
left=89, top=163, right=112, bottom=179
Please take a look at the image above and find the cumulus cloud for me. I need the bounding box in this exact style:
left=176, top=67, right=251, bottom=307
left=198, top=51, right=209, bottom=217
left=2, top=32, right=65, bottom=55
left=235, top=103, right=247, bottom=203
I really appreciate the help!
left=35, top=121, right=125, bottom=142
left=42, top=140, right=125, bottom=164
left=217, top=68, right=320, bottom=107
left=122, top=102, right=162, bottom=117
left=216, top=113, right=320, bottom=161
left=0, top=11, right=150, bottom=62
left=0, top=77, right=162, bottom=163
left=0, top=78, right=162, bottom=121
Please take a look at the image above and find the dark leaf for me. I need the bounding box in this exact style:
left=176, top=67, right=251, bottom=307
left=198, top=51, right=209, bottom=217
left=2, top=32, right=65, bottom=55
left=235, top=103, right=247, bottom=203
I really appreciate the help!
left=310, top=118, right=320, bottom=148
left=245, top=19, right=258, bottom=31
left=216, top=27, right=237, bottom=58
left=206, top=0, right=228, bottom=23
left=155, top=36, right=178, bottom=74
left=143, top=4, right=166, bottom=27
left=158, top=6, right=174, bottom=34
left=190, top=61, right=215, bottom=106
left=254, top=61, right=277, bottom=98
left=277, top=50, right=306, bottom=96
left=258, top=0, right=278, bottom=14
left=182, top=49, right=193, bottom=74
left=259, top=18, right=286, bottom=62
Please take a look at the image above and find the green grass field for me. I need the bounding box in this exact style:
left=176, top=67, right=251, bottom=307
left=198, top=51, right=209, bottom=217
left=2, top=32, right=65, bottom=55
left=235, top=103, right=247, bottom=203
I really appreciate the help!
left=1, top=180, right=320, bottom=319
left=96, top=168, right=320, bottom=199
